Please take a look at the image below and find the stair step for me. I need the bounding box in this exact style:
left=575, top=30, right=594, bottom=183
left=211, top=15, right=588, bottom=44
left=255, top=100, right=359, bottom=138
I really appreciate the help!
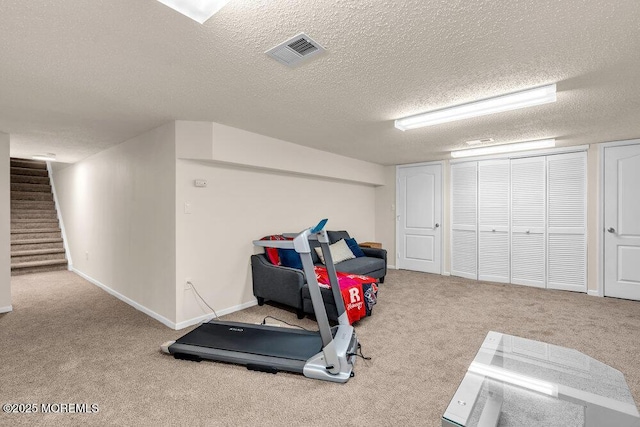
left=11, top=230, right=62, bottom=240
left=11, top=221, right=59, bottom=230
left=11, top=252, right=66, bottom=263
left=11, top=241, right=64, bottom=251
left=11, top=200, right=56, bottom=210
left=11, top=258, right=68, bottom=268
left=10, top=166, right=49, bottom=177
left=11, top=228, right=60, bottom=234
left=11, top=237, right=63, bottom=245
left=12, top=218, right=58, bottom=223
left=11, top=191, right=54, bottom=201
left=11, top=263, right=68, bottom=276
left=11, top=182, right=52, bottom=193
left=10, top=174, right=51, bottom=185
left=10, top=211, right=58, bottom=219
left=11, top=259, right=68, bottom=276
left=12, top=217, right=58, bottom=222
left=10, top=158, right=47, bottom=169
left=11, top=248, right=66, bottom=257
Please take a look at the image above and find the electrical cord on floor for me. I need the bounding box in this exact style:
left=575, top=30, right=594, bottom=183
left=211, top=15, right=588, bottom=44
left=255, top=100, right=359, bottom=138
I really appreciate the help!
left=188, top=281, right=219, bottom=319
left=261, top=315, right=312, bottom=331
left=348, top=343, right=372, bottom=362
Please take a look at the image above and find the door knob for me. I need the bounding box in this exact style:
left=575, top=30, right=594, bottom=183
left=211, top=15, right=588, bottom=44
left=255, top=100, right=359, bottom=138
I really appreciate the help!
left=607, top=227, right=615, bottom=233
left=435, top=223, right=440, bottom=228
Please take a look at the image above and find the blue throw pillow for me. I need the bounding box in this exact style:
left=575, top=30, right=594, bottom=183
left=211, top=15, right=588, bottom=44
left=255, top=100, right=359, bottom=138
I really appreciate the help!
left=278, top=249, right=303, bottom=269
left=345, top=238, right=365, bottom=258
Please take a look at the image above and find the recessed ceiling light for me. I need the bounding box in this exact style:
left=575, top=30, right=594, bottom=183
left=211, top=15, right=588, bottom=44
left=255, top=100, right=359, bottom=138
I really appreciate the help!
left=395, top=84, right=557, bottom=131
left=451, top=139, right=556, bottom=158
left=156, top=0, right=231, bottom=24
left=465, top=138, right=494, bottom=146
left=32, top=153, right=57, bottom=162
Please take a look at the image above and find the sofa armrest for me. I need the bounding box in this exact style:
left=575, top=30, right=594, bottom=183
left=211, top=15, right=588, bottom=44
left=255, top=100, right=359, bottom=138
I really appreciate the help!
left=250, top=254, right=306, bottom=309
left=360, top=247, right=387, bottom=261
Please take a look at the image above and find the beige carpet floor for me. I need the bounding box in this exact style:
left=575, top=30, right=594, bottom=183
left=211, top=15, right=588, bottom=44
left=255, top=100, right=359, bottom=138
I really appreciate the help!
left=1, top=269, right=639, bottom=426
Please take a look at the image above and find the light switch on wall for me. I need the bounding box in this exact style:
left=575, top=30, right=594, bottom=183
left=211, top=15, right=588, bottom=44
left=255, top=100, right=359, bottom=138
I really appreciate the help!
left=184, top=201, right=192, bottom=214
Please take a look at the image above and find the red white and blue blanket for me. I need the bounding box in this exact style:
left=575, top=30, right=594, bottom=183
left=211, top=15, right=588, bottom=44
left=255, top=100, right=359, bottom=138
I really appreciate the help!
left=313, top=266, right=378, bottom=324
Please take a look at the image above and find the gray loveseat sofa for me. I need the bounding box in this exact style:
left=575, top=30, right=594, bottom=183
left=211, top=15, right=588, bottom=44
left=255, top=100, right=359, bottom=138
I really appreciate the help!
left=250, top=230, right=387, bottom=320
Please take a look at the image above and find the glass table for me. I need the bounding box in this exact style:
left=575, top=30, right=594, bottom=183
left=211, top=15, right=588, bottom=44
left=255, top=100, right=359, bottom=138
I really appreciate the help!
left=442, top=331, right=640, bottom=427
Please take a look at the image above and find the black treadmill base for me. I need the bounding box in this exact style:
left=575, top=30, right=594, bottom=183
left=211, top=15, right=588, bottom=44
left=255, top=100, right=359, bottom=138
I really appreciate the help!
left=173, top=352, right=202, bottom=362
left=247, top=363, right=279, bottom=374
left=174, top=320, right=323, bottom=361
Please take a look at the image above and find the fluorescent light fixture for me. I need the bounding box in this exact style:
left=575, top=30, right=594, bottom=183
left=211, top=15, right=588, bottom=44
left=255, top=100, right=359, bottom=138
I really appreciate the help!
left=451, top=139, right=555, bottom=158
left=395, top=84, right=557, bottom=131
left=32, top=153, right=56, bottom=162
left=469, top=361, right=558, bottom=397
left=466, top=138, right=494, bottom=146
left=156, top=0, right=231, bottom=24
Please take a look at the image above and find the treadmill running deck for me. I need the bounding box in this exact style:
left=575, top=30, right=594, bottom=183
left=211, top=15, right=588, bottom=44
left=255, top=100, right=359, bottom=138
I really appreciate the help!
left=175, top=321, right=324, bottom=361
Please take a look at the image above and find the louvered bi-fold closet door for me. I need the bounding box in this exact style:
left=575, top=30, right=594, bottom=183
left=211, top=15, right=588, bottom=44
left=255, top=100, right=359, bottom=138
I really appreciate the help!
left=478, top=159, right=510, bottom=283
left=511, top=156, right=546, bottom=287
left=451, top=162, right=477, bottom=279
left=546, top=152, right=587, bottom=292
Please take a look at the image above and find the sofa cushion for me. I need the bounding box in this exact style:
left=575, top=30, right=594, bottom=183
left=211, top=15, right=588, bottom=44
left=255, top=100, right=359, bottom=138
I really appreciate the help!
left=314, top=239, right=355, bottom=264
left=345, top=238, right=365, bottom=258
left=278, top=249, right=303, bottom=269
left=335, top=257, right=385, bottom=276
left=327, top=230, right=351, bottom=244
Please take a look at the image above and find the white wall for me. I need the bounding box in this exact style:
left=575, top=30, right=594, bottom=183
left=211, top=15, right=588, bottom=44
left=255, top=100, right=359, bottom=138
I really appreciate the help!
left=176, top=121, right=386, bottom=186
left=175, top=137, right=379, bottom=325
left=374, top=166, right=396, bottom=266
left=0, top=133, right=11, bottom=312
left=53, top=123, right=177, bottom=324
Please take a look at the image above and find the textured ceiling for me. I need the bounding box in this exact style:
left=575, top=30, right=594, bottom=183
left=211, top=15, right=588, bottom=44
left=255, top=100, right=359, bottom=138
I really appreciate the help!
left=1, top=0, right=639, bottom=165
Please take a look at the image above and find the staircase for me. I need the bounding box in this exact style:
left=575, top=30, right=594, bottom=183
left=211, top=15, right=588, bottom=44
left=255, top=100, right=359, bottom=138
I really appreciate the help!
left=10, top=158, right=68, bottom=275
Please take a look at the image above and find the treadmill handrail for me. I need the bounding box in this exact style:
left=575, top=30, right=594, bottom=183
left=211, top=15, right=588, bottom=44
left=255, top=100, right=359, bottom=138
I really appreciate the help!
left=253, top=240, right=295, bottom=250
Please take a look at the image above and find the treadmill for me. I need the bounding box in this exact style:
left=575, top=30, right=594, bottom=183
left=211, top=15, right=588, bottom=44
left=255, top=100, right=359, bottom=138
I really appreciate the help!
left=161, top=219, right=360, bottom=383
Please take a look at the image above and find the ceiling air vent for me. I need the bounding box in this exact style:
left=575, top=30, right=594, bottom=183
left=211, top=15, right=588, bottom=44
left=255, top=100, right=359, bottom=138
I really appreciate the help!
left=266, top=33, right=326, bottom=68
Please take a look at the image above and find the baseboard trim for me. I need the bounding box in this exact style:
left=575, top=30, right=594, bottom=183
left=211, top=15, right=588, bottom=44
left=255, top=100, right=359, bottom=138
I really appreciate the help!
left=0, top=305, right=13, bottom=314
left=442, top=271, right=451, bottom=276
left=587, top=289, right=601, bottom=297
left=175, top=299, right=258, bottom=330
left=387, top=264, right=397, bottom=270
left=72, top=268, right=176, bottom=329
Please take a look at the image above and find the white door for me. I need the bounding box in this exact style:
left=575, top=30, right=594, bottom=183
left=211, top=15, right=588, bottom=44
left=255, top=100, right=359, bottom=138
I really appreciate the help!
left=478, top=159, right=510, bottom=283
left=604, top=143, right=640, bottom=300
left=397, top=164, right=442, bottom=273
left=511, top=156, right=546, bottom=288
left=546, top=152, right=587, bottom=292
left=451, top=162, right=478, bottom=279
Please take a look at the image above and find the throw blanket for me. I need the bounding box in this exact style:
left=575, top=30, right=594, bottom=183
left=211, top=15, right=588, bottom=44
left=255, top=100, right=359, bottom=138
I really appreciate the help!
left=314, top=266, right=378, bottom=325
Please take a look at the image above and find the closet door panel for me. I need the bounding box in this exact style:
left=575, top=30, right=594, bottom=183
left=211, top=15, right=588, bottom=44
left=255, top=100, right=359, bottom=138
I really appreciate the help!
left=478, top=159, right=510, bottom=283
left=479, top=231, right=510, bottom=282
left=511, top=157, right=546, bottom=287
left=451, top=162, right=477, bottom=279
left=547, top=152, right=587, bottom=292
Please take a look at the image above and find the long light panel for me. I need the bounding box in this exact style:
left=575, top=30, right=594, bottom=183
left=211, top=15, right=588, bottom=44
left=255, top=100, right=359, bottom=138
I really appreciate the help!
left=395, top=84, right=556, bottom=131
left=157, top=0, right=231, bottom=24
left=451, top=139, right=556, bottom=158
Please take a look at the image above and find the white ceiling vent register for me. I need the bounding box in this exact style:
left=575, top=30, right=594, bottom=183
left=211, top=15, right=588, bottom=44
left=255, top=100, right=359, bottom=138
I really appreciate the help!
left=266, top=33, right=326, bottom=67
